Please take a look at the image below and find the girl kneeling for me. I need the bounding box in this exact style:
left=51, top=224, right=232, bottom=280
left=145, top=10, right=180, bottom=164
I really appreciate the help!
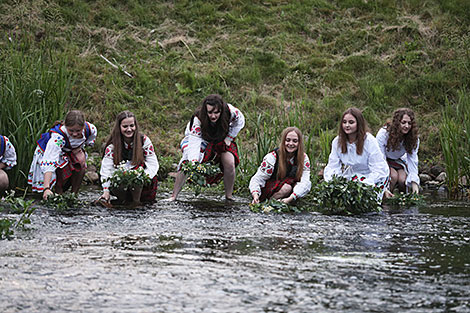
left=0, top=135, right=17, bottom=196
left=323, top=107, right=390, bottom=201
left=376, top=108, right=419, bottom=197
left=28, top=110, right=97, bottom=200
left=250, top=127, right=312, bottom=204
left=99, top=111, right=159, bottom=205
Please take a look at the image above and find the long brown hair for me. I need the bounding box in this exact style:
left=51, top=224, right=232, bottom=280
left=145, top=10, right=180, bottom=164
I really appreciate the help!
left=277, top=127, right=305, bottom=181
left=194, top=94, right=231, bottom=142
left=103, top=111, right=144, bottom=166
left=338, top=107, right=370, bottom=155
left=385, top=108, right=418, bottom=154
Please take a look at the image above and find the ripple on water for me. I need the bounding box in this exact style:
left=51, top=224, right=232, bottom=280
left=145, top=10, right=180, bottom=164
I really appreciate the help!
left=1, top=190, right=470, bottom=312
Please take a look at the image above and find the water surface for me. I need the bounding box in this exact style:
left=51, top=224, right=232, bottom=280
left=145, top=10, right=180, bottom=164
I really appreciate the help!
left=1, top=189, right=469, bottom=312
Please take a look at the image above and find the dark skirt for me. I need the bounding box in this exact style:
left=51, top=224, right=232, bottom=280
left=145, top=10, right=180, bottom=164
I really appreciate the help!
left=202, top=140, right=240, bottom=185
left=55, top=151, right=87, bottom=191
left=111, top=175, right=158, bottom=203
left=259, top=177, right=297, bottom=202
left=386, top=158, right=406, bottom=171
left=140, top=176, right=158, bottom=202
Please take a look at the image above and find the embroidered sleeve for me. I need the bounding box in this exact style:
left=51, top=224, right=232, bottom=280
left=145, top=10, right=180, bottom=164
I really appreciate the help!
left=142, top=135, right=159, bottom=179
left=0, top=136, right=17, bottom=169
left=186, top=117, right=204, bottom=163
left=292, top=153, right=312, bottom=199
left=100, top=144, right=116, bottom=190
left=85, top=122, right=98, bottom=147
left=323, top=137, right=342, bottom=181
left=225, top=103, right=245, bottom=143
left=249, top=151, right=276, bottom=195
left=40, top=132, right=66, bottom=173
left=405, top=138, right=420, bottom=187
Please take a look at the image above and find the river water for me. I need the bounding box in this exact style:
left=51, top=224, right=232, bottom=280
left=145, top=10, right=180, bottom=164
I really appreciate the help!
left=1, top=188, right=469, bottom=312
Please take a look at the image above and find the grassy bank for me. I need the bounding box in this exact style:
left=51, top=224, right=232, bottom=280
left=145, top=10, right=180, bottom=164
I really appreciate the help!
left=1, top=0, right=469, bottom=194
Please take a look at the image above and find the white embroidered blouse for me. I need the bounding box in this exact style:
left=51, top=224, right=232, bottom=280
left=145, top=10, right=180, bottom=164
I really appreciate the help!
left=249, top=151, right=312, bottom=200
left=180, top=103, right=245, bottom=163
left=376, top=127, right=420, bottom=187
left=100, top=135, right=159, bottom=190
left=323, top=133, right=389, bottom=186
left=40, top=123, right=97, bottom=173
left=0, top=136, right=17, bottom=170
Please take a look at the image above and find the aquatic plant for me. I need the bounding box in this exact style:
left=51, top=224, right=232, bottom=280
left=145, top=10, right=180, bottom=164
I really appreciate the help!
left=439, top=90, right=470, bottom=199
left=0, top=219, right=14, bottom=240
left=181, top=161, right=221, bottom=196
left=308, top=176, right=382, bottom=215
left=0, top=39, right=72, bottom=188
left=0, top=190, right=36, bottom=240
left=42, top=192, right=84, bottom=211
left=383, top=192, right=426, bottom=208
left=249, top=198, right=302, bottom=214
left=106, top=162, right=151, bottom=190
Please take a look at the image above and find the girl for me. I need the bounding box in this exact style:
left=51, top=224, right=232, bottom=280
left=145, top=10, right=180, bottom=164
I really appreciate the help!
left=323, top=107, right=389, bottom=201
left=28, top=110, right=97, bottom=200
left=376, top=108, right=419, bottom=196
left=0, top=135, right=17, bottom=196
left=167, top=94, right=245, bottom=201
left=98, top=111, right=159, bottom=205
left=249, top=127, right=312, bottom=204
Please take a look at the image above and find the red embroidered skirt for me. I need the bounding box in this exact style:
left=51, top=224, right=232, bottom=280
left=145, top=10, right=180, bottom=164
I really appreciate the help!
left=55, top=151, right=87, bottom=191
left=259, top=177, right=296, bottom=202
left=140, top=176, right=158, bottom=202
left=202, top=141, right=240, bottom=185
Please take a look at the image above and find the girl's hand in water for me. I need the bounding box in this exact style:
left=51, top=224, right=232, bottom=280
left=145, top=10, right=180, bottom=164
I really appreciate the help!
left=99, top=190, right=111, bottom=202
left=43, top=188, right=53, bottom=200
left=280, top=195, right=294, bottom=204
left=251, top=193, right=260, bottom=204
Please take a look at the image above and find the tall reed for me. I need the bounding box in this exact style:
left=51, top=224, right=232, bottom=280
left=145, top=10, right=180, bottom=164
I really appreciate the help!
left=0, top=41, right=73, bottom=188
left=439, top=90, right=470, bottom=198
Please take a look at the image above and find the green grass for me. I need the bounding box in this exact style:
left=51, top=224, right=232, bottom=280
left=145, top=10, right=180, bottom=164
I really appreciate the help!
left=440, top=90, right=470, bottom=198
left=1, top=0, right=470, bottom=196
left=0, top=40, right=71, bottom=188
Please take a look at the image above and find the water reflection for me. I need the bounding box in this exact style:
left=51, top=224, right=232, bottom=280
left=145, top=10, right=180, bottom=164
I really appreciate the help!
left=1, top=189, right=469, bottom=312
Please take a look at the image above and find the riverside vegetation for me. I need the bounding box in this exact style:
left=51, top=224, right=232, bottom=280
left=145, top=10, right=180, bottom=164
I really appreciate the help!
left=1, top=0, right=470, bottom=200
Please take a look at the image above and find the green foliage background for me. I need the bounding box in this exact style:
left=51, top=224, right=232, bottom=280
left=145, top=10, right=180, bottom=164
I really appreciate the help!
left=1, top=0, right=469, bottom=192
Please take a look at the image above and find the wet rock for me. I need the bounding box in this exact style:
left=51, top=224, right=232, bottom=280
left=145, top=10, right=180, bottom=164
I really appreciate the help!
left=419, top=173, right=432, bottom=184
left=85, top=171, right=100, bottom=184
left=426, top=180, right=441, bottom=189
left=436, top=172, right=447, bottom=182
left=430, top=165, right=445, bottom=178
